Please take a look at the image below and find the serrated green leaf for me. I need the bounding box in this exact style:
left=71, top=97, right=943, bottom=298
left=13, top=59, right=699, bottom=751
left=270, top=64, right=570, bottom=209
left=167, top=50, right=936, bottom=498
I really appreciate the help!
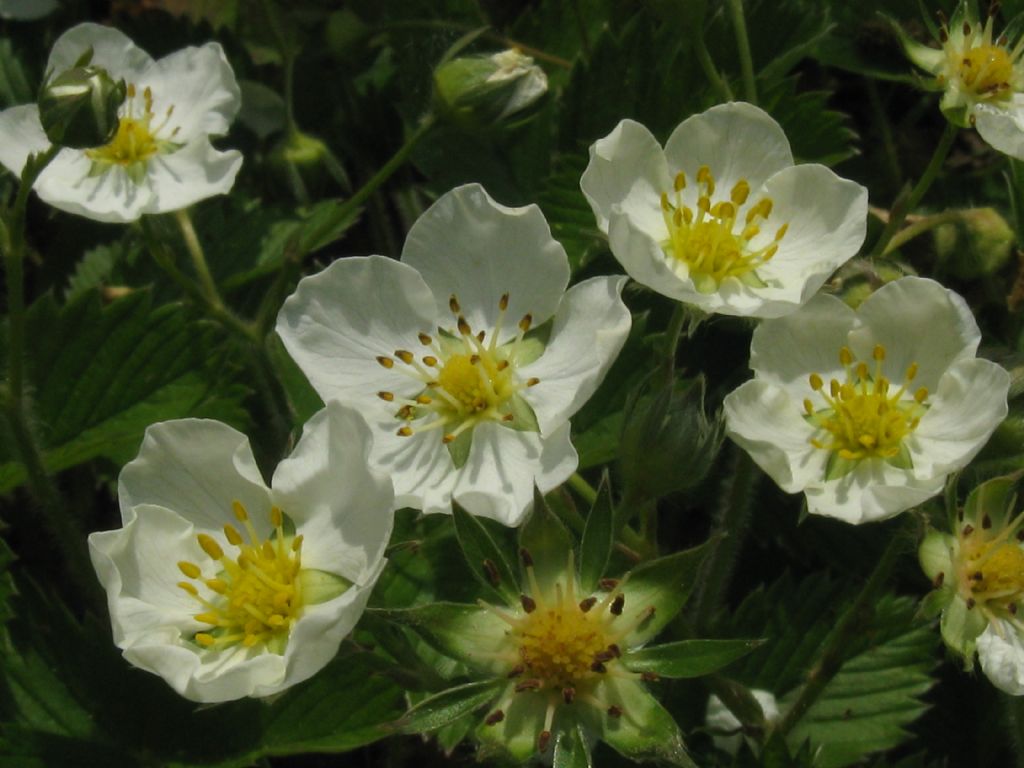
left=761, top=78, right=859, bottom=167
left=537, top=155, right=606, bottom=274
left=452, top=503, right=519, bottom=604
left=578, top=472, right=614, bottom=592
left=624, top=638, right=764, bottom=679
left=0, top=38, right=32, bottom=108
left=393, top=679, right=504, bottom=735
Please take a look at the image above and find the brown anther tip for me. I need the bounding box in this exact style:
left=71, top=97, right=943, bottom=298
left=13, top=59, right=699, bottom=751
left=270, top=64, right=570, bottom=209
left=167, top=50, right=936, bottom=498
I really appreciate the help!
left=538, top=730, right=551, bottom=753
left=963, top=21, right=971, bottom=35
left=470, top=354, right=480, bottom=364
left=499, top=293, right=509, bottom=310
left=519, top=314, right=532, bottom=331
left=967, top=598, right=977, bottom=609
left=520, top=548, right=534, bottom=567
left=458, top=317, right=471, bottom=335
left=607, top=705, right=623, bottom=718
left=397, top=426, right=413, bottom=437
left=442, top=434, right=455, bottom=444
left=972, top=571, right=984, bottom=581
left=933, top=572, right=945, bottom=588
left=579, top=596, right=597, bottom=613
left=376, top=355, right=394, bottom=368
left=485, top=710, right=505, bottom=726
left=590, top=661, right=607, bottom=673
left=594, top=649, right=615, bottom=663
left=520, top=594, right=537, bottom=613
left=507, top=664, right=525, bottom=678
left=449, top=295, right=460, bottom=313
left=1017, top=530, right=1024, bottom=541
left=1012, top=603, right=1019, bottom=615
left=983, top=515, right=993, bottom=529
left=526, top=377, right=540, bottom=387
left=395, top=350, right=414, bottom=364
left=641, top=671, right=660, bottom=682
left=515, top=679, right=541, bottom=693
left=610, top=594, right=625, bottom=616
left=607, top=643, right=622, bottom=658
left=497, top=360, right=509, bottom=370
left=482, top=558, right=501, bottom=587
left=423, top=355, right=438, bottom=366
left=418, top=332, right=432, bottom=345
left=477, top=331, right=486, bottom=342
left=502, top=413, right=515, bottom=422
left=562, top=686, right=576, bottom=704
left=962, top=524, right=975, bottom=537
left=377, top=391, right=394, bottom=401
left=599, top=578, right=618, bottom=591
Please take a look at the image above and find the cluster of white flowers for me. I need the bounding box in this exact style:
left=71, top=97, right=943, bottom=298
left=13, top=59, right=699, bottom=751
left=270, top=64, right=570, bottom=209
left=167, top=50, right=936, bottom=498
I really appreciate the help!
left=11, top=17, right=1001, bottom=709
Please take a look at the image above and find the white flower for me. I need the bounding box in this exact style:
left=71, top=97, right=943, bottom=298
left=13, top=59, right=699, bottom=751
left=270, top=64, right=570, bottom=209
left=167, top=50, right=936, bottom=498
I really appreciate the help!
left=276, top=183, right=631, bottom=526
left=723, top=277, right=1009, bottom=524
left=901, top=1, right=1024, bottom=159
left=580, top=102, right=868, bottom=318
left=0, top=22, right=242, bottom=222
left=88, top=403, right=394, bottom=703
left=978, top=625, right=1024, bottom=695
left=706, top=689, right=779, bottom=755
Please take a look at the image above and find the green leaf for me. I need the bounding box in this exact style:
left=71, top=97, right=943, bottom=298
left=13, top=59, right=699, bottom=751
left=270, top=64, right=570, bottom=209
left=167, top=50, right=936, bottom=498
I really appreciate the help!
left=623, top=638, right=763, bottom=678
left=553, top=722, right=591, bottom=768
left=537, top=155, right=606, bottom=274
left=519, top=487, right=576, bottom=593
left=452, top=503, right=520, bottom=605
left=0, top=38, right=32, bottom=108
left=620, top=538, right=715, bottom=646
left=0, top=291, right=249, bottom=493
left=374, top=603, right=509, bottom=674
left=578, top=472, right=614, bottom=592
left=392, top=679, right=504, bottom=735
left=761, top=77, right=859, bottom=167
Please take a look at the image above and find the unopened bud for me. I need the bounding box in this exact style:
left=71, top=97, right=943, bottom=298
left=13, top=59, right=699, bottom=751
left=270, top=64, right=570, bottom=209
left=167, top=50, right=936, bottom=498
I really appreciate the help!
left=38, top=49, right=126, bottom=149
left=933, top=207, right=1014, bottom=279
left=433, top=48, right=548, bottom=129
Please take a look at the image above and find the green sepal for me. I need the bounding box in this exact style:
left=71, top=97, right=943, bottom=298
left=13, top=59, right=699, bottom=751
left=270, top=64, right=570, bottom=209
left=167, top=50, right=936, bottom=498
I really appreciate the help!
left=738, top=269, right=768, bottom=289
left=578, top=472, right=614, bottom=593
left=393, top=678, right=505, bottom=735
left=516, top=320, right=552, bottom=365
left=553, top=722, right=591, bottom=768
left=446, top=427, right=473, bottom=468
left=939, top=596, right=987, bottom=662
left=620, top=537, right=716, bottom=647
left=595, top=678, right=695, bottom=767
left=298, top=569, right=352, bottom=606
left=964, top=471, right=1022, bottom=528
left=918, top=587, right=954, bottom=620
left=824, top=452, right=858, bottom=481
left=918, top=529, right=955, bottom=583
left=519, top=487, right=575, bottom=595
left=623, top=638, right=764, bottom=679
left=692, top=273, right=718, bottom=294
left=372, top=603, right=507, bottom=674
left=879, top=12, right=944, bottom=75
left=452, top=503, right=519, bottom=605
left=505, top=392, right=540, bottom=433
left=886, top=442, right=914, bottom=470
left=474, top=682, right=543, bottom=763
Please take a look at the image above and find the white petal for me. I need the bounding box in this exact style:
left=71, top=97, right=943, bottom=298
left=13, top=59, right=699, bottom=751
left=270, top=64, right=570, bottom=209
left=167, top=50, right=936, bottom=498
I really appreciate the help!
left=850, top=277, right=980, bottom=391
left=804, top=460, right=944, bottom=524
left=723, top=381, right=827, bottom=494
left=451, top=421, right=577, bottom=526
left=911, top=358, right=1010, bottom=477
left=143, top=140, right=242, bottom=213
left=372, top=422, right=457, bottom=515
left=401, top=184, right=569, bottom=332
left=117, top=419, right=271, bottom=533
left=0, top=105, right=51, bottom=177
left=606, top=208, right=697, bottom=301
left=978, top=623, right=1024, bottom=695
left=975, top=99, right=1024, bottom=160
left=520, top=275, right=631, bottom=434
left=275, top=254, right=439, bottom=408
left=35, top=152, right=156, bottom=223
left=88, top=503, right=202, bottom=647
left=663, top=102, right=794, bottom=197
left=46, top=23, right=153, bottom=81
left=752, top=164, right=868, bottom=309
left=141, top=43, right=241, bottom=140
left=272, top=403, right=394, bottom=582
left=749, top=292, right=858, bottom=396
left=580, top=118, right=671, bottom=236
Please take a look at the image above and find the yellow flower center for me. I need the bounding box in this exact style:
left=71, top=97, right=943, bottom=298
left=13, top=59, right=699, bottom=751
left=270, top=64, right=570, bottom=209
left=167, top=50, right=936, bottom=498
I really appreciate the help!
left=376, top=292, right=540, bottom=446
left=955, top=510, right=1024, bottom=623
left=940, top=15, right=1023, bottom=102
left=805, top=344, right=928, bottom=463
left=480, top=552, right=656, bottom=754
left=660, top=167, right=787, bottom=294
left=86, top=83, right=180, bottom=177
left=177, top=501, right=304, bottom=652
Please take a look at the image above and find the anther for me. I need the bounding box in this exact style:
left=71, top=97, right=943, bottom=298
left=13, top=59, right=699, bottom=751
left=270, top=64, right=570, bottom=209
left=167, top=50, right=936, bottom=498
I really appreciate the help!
left=232, top=500, right=249, bottom=521
left=378, top=391, right=394, bottom=401
left=964, top=21, right=971, bottom=35
left=526, top=377, right=540, bottom=387
left=442, top=434, right=455, bottom=444
left=178, top=561, right=201, bottom=579
left=809, top=373, right=824, bottom=390
left=520, top=548, right=534, bottom=567
left=1012, top=603, right=1019, bottom=615
left=423, top=356, right=438, bottom=367
left=519, top=315, right=533, bottom=332
left=224, top=524, right=243, bottom=546
left=590, top=661, right=607, bottom=673
left=579, top=596, right=598, bottom=613
left=839, top=347, right=853, bottom=366
left=178, top=581, right=198, bottom=596
left=520, top=594, right=537, bottom=613
left=731, top=179, right=750, bottom=205
left=599, top=578, right=619, bottom=590
left=538, top=730, right=551, bottom=754
left=967, top=598, right=976, bottom=609
left=641, top=671, right=660, bottom=682
left=502, top=414, right=515, bottom=422
left=607, top=643, right=622, bottom=658
left=933, top=572, right=945, bottom=588
left=395, top=350, right=414, bottom=364
left=482, top=558, right=501, bottom=587
left=376, top=356, right=394, bottom=369
left=499, top=293, right=509, bottom=310
left=485, top=710, right=505, bottom=726
left=457, top=317, right=472, bottom=335
left=195, top=633, right=216, bottom=647
left=983, top=515, right=993, bottom=529
left=674, top=171, right=686, bottom=191
left=397, top=426, right=413, bottom=437
left=563, top=687, right=576, bottom=704
left=660, top=192, right=671, bottom=211
left=507, top=664, right=525, bottom=678
left=607, top=705, right=623, bottom=718
left=449, top=295, right=461, bottom=313
left=610, top=594, right=625, bottom=615
left=972, top=571, right=984, bottom=581
left=873, top=344, right=885, bottom=361
left=477, top=331, right=486, bottom=343
left=963, top=524, right=975, bottom=537
left=915, top=387, right=929, bottom=403
left=416, top=395, right=432, bottom=405
left=197, top=534, right=224, bottom=560
left=515, top=679, right=541, bottom=692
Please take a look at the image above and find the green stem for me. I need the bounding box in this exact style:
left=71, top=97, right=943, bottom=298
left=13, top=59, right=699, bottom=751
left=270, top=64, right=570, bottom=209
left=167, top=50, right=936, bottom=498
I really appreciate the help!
left=568, top=472, right=598, bottom=507
left=694, top=31, right=734, bottom=103
left=774, top=532, right=906, bottom=737
left=727, top=0, right=757, bottom=104
left=174, top=208, right=222, bottom=309
left=882, top=210, right=960, bottom=256
left=869, top=122, right=957, bottom=259
left=687, top=448, right=759, bottom=630
left=662, top=303, right=688, bottom=383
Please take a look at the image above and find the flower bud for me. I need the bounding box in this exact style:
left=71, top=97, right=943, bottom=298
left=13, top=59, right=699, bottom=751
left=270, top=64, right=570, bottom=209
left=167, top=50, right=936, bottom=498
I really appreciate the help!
left=618, top=374, right=724, bottom=500
left=932, top=207, right=1014, bottom=279
left=433, top=48, right=547, bottom=129
left=268, top=129, right=349, bottom=203
left=38, top=51, right=126, bottom=149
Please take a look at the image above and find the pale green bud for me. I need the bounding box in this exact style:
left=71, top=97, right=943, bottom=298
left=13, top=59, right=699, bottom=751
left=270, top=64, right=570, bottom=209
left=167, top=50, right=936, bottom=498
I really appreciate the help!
left=932, top=207, right=1014, bottom=279
left=433, top=48, right=547, bottom=128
